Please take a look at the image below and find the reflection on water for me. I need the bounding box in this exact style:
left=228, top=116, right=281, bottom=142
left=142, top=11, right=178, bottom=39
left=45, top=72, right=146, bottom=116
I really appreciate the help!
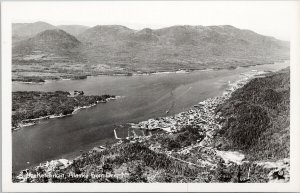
left=12, top=61, right=289, bottom=172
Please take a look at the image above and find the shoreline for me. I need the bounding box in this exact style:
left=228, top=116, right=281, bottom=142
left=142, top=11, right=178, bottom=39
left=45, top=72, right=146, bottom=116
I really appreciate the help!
left=12, top=60, right=289, bottom=84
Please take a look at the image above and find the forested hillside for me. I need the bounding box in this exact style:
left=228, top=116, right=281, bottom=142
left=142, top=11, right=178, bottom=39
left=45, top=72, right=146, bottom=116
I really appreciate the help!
left=216, top=67, right=290, bottom=161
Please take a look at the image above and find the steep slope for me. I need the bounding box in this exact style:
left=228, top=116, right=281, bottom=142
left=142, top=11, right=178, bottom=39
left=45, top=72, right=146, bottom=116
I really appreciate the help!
left=57, top=25, right=90, bottom=36
left=215, top=67, right=290, bottom=161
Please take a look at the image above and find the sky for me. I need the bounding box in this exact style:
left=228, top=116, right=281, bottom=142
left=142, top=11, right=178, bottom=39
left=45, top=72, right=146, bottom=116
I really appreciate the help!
left=3, top=1, right=298, bottom=41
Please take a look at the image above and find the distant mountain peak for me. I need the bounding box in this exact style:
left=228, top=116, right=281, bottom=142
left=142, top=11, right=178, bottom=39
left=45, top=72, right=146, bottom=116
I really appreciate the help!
left=217, top=25, right=236, bottom=28
left=57, top=25, right=90, bottom=36
left=31, top=29, right=81, bottom=45
left=12, top=21, right=56, bottom=38
left=93, top=25, right=131, bottom=29
left=77, top=25, right=135, bottom=42
left=90, top=25, right=134, bottom=34
left=36, top=28, right=68, bottom=35
left=136, top=28, right=153, bottom=34
left=13, top=29, right=81, bottom=55
left=33, top=21, right=52, bottom=25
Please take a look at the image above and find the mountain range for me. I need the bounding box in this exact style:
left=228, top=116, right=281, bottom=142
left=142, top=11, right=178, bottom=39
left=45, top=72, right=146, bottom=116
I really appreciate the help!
left=12, top=21, right=289, bottom=73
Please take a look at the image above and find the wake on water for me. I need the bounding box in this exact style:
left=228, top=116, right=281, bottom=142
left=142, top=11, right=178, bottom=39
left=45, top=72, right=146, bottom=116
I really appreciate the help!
left=166, top=87, right=192, bottom=114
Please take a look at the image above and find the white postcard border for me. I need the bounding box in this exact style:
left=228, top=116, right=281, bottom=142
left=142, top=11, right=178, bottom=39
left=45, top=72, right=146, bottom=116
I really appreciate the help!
left=2, top=1, right=300, bottom=192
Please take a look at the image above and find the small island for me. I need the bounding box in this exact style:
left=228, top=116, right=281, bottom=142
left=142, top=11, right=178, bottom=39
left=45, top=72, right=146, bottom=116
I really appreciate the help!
left=12, top=76, right=46, bottom=83
left=12, top=91, right=115, bottom=131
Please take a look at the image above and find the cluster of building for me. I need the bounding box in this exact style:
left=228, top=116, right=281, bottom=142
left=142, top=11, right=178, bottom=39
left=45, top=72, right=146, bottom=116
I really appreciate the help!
left=130, top=103, right=218, bottom=133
